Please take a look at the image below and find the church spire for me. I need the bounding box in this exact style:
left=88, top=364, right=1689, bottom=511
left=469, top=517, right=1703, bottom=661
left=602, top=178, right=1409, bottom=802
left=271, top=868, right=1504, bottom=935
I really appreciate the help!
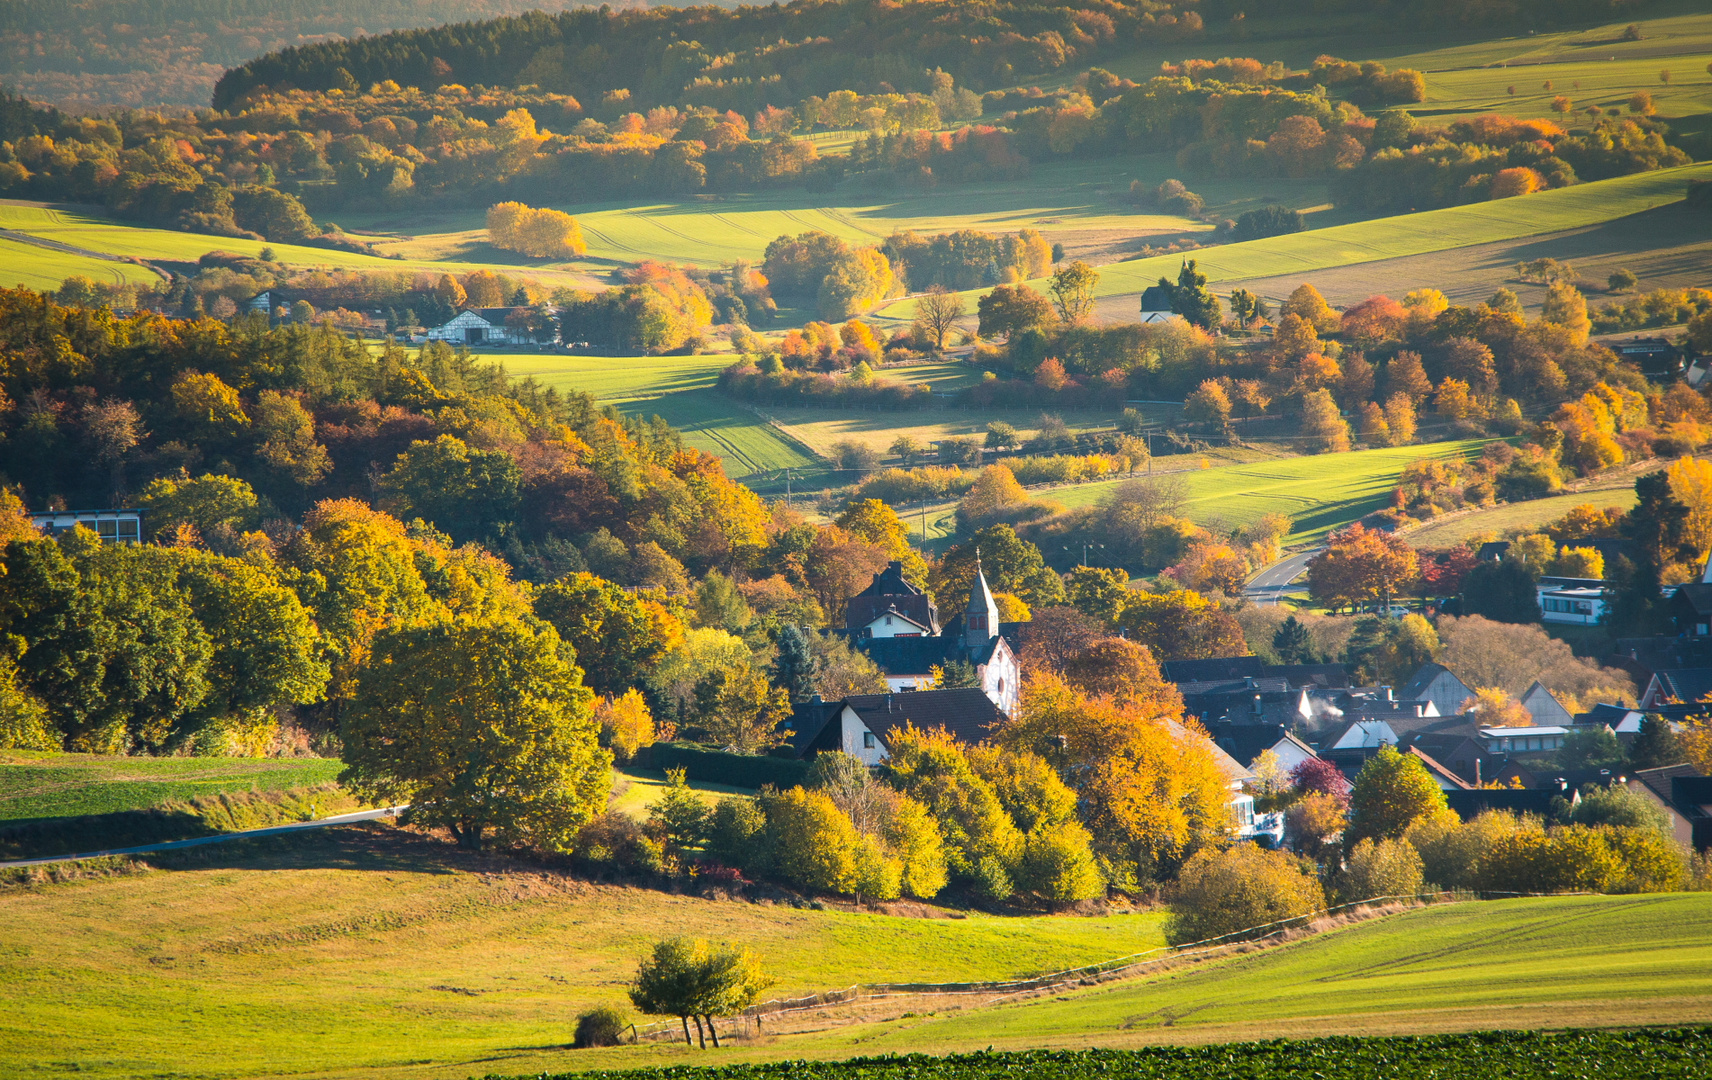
left=964, top=549, right=1000, bottom=647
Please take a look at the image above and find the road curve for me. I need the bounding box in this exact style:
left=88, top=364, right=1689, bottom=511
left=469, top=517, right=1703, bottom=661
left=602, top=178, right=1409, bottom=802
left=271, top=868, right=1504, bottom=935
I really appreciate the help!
left=1246, top=547, right=1323, bottom=606
left=0, top=805, right=407, bottom=870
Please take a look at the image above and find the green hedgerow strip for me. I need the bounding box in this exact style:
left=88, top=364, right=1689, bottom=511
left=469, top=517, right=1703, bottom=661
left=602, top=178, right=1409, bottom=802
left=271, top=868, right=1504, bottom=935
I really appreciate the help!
left=483, top=1028, right=1712, bottom=1080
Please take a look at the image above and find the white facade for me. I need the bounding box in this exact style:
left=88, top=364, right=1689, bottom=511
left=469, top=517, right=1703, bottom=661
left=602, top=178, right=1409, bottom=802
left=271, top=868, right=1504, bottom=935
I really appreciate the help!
left=1519, top=681, right=1573, bottom=726
left=1539, top=585, right=1607, bottom=625
left=1478, top=726, right=1568, bottom=754
left=860, top=609, right=933, bottom=639
left=824, top=705, right=888, bottom=766
left=425, top=309, right=531, bottom=346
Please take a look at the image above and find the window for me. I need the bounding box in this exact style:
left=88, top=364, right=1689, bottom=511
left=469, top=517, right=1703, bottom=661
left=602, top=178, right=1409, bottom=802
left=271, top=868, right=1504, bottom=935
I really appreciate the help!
left=862, top=732, right=875, bottom=749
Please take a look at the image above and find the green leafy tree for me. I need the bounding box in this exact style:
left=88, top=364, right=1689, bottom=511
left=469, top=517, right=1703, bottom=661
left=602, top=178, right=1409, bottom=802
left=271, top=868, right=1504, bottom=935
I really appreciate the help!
left=534, top=572, right=672, bottom=695
left=0, top=656, right=57, bottom=750
left=629, top=937, right=771, bottom=1048
left=1048, top=261, right=1099, bottom=324
left=1065, top=565, right=1129, bottom=626
left=1346, top=744, right=1451, bottom=846
left=649, top=767, right=712, bottom=861
left=136, top=473, right=260, bottom=541
left=379, top=434, right=522, bottom=544
left=1461, top=558, right=1542, bottom=623
left=340, top=618, right=609, bottom=851
left=931, top=525, right=1066, bottom=607
left=1164, top=259, right=1221, bottom=329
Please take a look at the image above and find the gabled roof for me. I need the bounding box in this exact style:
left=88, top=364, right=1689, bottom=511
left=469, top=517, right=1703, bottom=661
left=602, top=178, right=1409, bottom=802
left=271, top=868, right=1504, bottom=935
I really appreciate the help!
left=1445, top=787, right=1567, bottom=820
left=1168, top=719, right=1254, bottom=784
left=1632, top=763, right=1705, bottom=807
left=1650, top=668, right=1712, bottom=705
left=1140, top=284, right=1174, bottom=313
left=1161, top=656, right=1266, bottom=683
left=855, top=560, right=924, bottom=597
left=1672, top=582, right=1712, bottom=616
left=1519, top=681, right=1573, bottom=726
left=854, top=635, right=960, bottom=676
left=1408, top=746, right=1474, bottom=790
left=1398, top=662, right=1470, bottom=702
left=847, top=688, right=1007, bottom=748
left=859, top=604, right=934, bottom=634
left=1268, top=663, right=1351, bottom=689
left=1205, top=722, right=1315, bottom=769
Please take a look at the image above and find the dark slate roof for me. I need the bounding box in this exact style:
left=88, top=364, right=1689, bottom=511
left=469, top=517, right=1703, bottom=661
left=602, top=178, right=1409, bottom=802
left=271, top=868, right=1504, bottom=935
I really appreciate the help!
left=854, top=560, right=925, bottom=598
left=784, top=698, right=850, bottom=757
left=1476, top=541, right=1510, bottom=562
left=1140, top=284, right=1174, bottom=312
left=1609, top=635, right=1712, bottom=675
left=1268, top=663, right=1352, bottom=689
left=1672, top=583, right=1712, bottom=617
left=1177, top=676, right=1294, bottom=697
left=848, top=689, right=1006, bottom=747
left=855, top=635, right=961, bottom=676
left=1408, top=746, right=1473, bottom=790
left=1161, top=656, right=1266, bottom=683
left=1652, top=668, right=1712, bottom=704
left=1204, top=722, right=1310, bottom=768
left=1445, top=788, right=1565, bottom=820
left=1633, top=763, right=1706, bottom=808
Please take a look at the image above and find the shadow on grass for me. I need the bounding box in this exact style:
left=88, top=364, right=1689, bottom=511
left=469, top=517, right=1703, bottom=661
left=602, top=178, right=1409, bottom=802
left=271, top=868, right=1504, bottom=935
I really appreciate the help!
left=146, top=822, right=472, bottom=876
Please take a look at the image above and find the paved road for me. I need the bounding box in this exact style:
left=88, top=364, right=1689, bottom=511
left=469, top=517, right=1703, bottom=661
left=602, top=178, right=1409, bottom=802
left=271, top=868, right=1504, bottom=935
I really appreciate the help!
left=1246, top=547, right=1323, bottom=606
left=0, top=805, right=406, bottom=870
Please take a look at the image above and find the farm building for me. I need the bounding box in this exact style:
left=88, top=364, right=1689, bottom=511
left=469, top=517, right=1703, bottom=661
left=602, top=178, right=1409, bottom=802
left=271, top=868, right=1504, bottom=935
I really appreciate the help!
left=425, top=307, right=544, bottom=346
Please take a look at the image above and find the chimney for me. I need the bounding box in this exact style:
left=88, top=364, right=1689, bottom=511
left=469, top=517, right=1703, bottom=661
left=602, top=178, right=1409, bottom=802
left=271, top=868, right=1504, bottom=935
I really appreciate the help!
left=885, top=693, right=893, bottom=713
left=810, top=693, right=822, bottom=704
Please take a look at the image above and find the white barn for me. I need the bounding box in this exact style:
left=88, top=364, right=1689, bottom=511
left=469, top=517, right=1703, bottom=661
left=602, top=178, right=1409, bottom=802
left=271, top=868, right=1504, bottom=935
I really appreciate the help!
left=425, top=307, right=540, bottom=346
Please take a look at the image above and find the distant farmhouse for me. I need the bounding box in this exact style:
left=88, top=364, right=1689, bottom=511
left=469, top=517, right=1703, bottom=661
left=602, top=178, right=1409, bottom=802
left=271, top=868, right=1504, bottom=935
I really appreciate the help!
left=425, top=307, right=544, bottom=347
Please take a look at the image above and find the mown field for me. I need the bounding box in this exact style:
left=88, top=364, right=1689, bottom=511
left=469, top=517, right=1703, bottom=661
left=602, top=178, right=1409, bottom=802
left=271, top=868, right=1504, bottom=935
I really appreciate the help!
left=888, top=163, right=1712, bottom=320
left=1047, top=438, right=1496, bottom=542
left=0, top=824, right=1170, bottom=1080
left=0, top=201, right=601, bottom=290
left=1401, top=482, right=1643, bottom=548
left=0, top=752, right=344, bottom=824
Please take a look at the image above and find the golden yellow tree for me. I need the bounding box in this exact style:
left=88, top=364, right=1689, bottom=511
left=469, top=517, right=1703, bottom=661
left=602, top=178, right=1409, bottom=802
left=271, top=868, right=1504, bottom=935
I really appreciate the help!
left=1667, top=457, right=1712, bottom=557
left=1461, top=687, right=1533, bottom=728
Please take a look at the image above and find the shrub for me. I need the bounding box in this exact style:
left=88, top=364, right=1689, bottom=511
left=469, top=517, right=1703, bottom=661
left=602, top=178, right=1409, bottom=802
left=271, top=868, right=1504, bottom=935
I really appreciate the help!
left=650, top=743, right=809, bottom=789
left=1340, top=836, right=1425, bottom=901
left=573, top=810, right=666, bottom=874
left=573, top=1006, right=630, bottom=1048
left=1232, top=205, right=1304, bottom=241
left=1015, top=821, right=1104, bottom=902
left=1163, top=844, right=1326, bottom=946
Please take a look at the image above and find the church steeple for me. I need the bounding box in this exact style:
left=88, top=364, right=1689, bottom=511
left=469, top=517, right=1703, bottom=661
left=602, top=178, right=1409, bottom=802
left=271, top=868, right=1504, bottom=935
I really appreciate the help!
left=964, top=551, right=1000, bottom=648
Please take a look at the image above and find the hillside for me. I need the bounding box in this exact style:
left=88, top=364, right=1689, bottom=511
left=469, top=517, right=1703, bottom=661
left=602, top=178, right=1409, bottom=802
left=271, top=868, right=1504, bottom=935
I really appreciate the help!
left=4, top=846, right=1707, bottom=1080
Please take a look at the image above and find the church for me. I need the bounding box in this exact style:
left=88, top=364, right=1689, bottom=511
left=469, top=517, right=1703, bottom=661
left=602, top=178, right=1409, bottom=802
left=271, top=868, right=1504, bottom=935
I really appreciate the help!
left=844, top=559, right=1022, bottom=716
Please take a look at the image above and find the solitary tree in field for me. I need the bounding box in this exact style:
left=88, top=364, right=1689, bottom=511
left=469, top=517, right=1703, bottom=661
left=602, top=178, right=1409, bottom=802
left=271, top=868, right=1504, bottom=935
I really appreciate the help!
left=914, top=286, right=965, bottom=350
left=629, top=937, right=770, bottom=1048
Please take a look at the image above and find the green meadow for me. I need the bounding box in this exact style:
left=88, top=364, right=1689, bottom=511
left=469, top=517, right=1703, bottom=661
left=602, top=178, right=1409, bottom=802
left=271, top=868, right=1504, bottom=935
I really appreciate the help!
left=1049, top=438, right=1496, bottom=542
left=0, top=824, right=1169, bottom=1080
left=0, top=751, right=343, bottom=823
left=772, top=893, right=1712, bottom=1056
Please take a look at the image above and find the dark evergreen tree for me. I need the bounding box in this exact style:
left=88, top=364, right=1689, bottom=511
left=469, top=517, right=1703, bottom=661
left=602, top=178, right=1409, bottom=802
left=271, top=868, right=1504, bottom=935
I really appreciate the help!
left=1611, top=473, right=1691, bottom=635
left=1162, top=259, right=1221, bottom=329
left=1461, top=558, right=1540, bottom=624
left=771, top=624, right=820, bottom=702
left=938, top=658, right=979, bottom=688
left=1629, top=713, right=1686, bottom=770
left=1272, top=615, right=1315, bottom=664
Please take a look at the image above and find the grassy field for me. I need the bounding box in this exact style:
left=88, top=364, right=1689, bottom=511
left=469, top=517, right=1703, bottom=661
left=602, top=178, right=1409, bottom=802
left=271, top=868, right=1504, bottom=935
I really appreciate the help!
left=764, top=893, right=1712, bottom=1057
left=0, top=202, right=600, bottom=290
left=0, top=824, right=1170, bottom=1080
left=1047, top=438, right=1495, bottom=542
left=0, top=235, right=162, bottom=291
left=0, top=752, right=344, bottom=824
left=1401, top=483, right=1643, bottom=548
left=607, top=768, right=756, bottom=819
left=888, top=163, right=1712, bottom=319
left=502, top=352, right=818, bottom=479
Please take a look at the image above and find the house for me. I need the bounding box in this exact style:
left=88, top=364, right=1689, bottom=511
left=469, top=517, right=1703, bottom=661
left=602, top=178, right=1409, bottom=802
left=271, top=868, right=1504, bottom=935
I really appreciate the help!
left=784, top=688, right=1008, bottom=766
left=1161, top=657, right=1350, bottom=725
left=1408, top=746, right=1474, bottom=791
left=847, top=559, right=1021, bottom=715
left=29, top=508, right=143, bottom=544
left=425, top=307, right=541, bottom=346
left=1537, top=578, right=1608, bottom=625
left=1478, top=725, right=1568, bottom=755
left=1138, top=284, right=1181, bottom=325
left=1627, top=764, right=1712, bottom=850
left=846, top=561, right=939, bottom=638
left=1612, top=336, right=1685, bottom=381
left=1176, top=719, right=1283, bottom=846
left=1639, top=668, right=1712, bottom=709
left=1519, top=681, right=1573, bottom=726
left=1397, top=663, right=1475, bottom=718
left=1669, top=582, right=1712, bottom=637
left=244, top=290, right=274, bottom=314
left=1204, top=721, right=1318, bottom=774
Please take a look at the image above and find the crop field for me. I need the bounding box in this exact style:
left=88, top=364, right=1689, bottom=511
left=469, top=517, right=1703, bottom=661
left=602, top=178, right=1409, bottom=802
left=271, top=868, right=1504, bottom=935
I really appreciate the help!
left=769, top=894, right=1712, bottom=1057
left=768, top=406, right=1124, bottom=460
left=1047, top=438, right=1495, bottom=542
left=501, top=352, right=818, bottom=479
left=0, top=751, right=344, bottom=824
left=0, top=235, right=161, bottom=291
left=0, top=824, right=1170, bottom=1080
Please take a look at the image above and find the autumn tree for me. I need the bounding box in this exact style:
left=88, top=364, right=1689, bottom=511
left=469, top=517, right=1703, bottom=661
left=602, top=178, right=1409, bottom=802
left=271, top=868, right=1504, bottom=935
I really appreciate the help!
left=1163, top=844, right=1326, bottom=946
left=1185, top=380, right=1233, bottom=429
left=1049, top=261, right=1099, bottom=324
left=630, top=938, right=770, bottom=1048
left=595, top=689, right=657, bottom=762
left=1299, top=388, right=1351, bottom=453
left=913, top=286, right=965, bottom=350
left=486, top=201, right=587, bottom=258
left=1306, top=525, right=1419, bottom=612
left=1280, top=282, right=1339, bottom=334
left=536, top=572, right=677, bottom=696
left=1115, top=588, right=1247, bottom=661
left=1345, top=745, right=1452, bottom=846
left=977, top=283, right=1054, bottom=339
left=341, top=618, right=610, bottom=851
left=1386, top=352, right=1432, bottom=404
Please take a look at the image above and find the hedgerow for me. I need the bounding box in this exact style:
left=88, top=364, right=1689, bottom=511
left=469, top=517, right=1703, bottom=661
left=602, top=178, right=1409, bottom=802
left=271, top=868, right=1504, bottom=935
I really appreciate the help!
left=487, top=1028, right=1712, bottom=1080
